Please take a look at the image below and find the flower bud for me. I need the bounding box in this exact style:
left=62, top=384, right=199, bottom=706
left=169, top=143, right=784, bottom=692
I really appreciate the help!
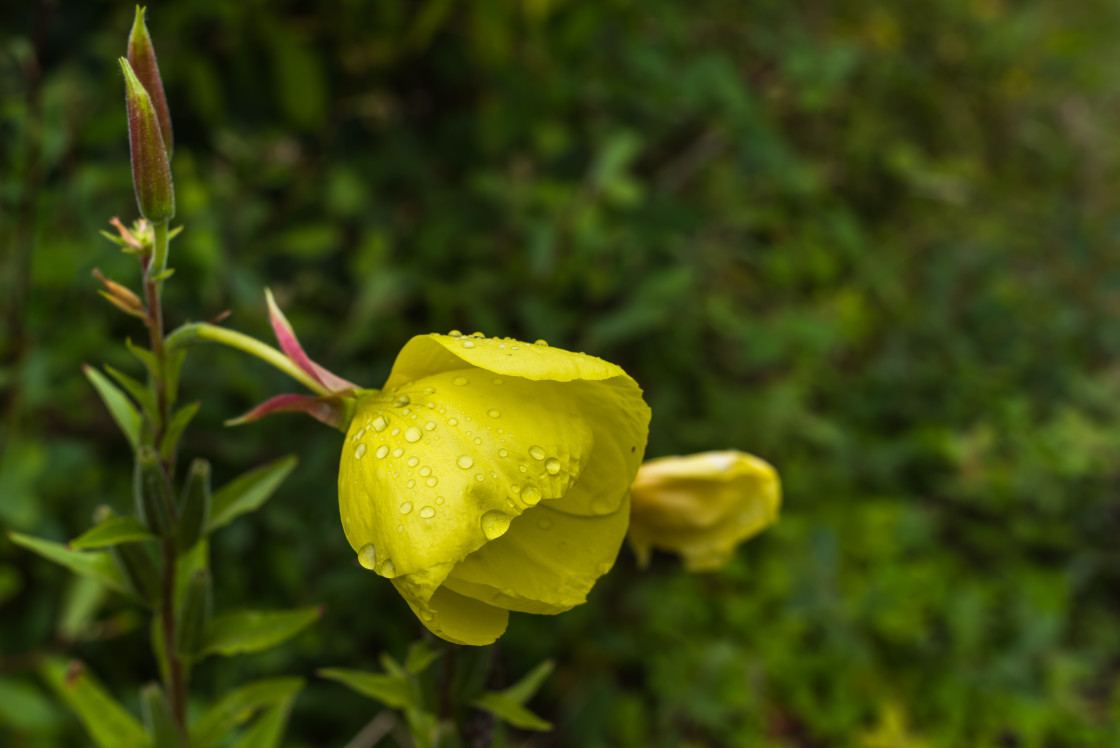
left=139, top=683, right=186, bottom=748
left=175, top=569, right=212, bottom=657
left=134, top=445, right=177, bottom=537
left=128, top=7, right=173, bottom=156
left=628, top=451, right=781, bottom=571
left=110, top=541, right=159, bottom=604
left=120, top=58, right=174, bottom=223
left=175, top=459, right=211, bottom=553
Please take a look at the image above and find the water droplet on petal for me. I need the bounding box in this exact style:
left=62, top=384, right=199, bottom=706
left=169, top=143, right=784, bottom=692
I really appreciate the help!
left=426, top=477, right=438, bottom=487
left=448, top=418, right=458, bottom=426
left=372, top=416, right=389, bottom=432
left=419, top=506, right=436, bottom=519
left=354, top=444, right=367, bottom=459
left=488, top=409, right=500, bottom=418
left=400, top=501, right=413, bottom=514
left=392, top=447, right=404, bottom=458
left=590, top=497, right=615, bottom=515
left=406, top=479, right=416, bottom=488
left=522, top=484, right=542, bottom=505
left=407, top=456, right=419, bottom=467
left=481, top=511, right=511, bottom=540
left=498, top=449, right=508, bottom=458
left=449, top=330, right=462, bottom=337
left=529, top=445, right=546, bottom=460
left=420, top=610, right=434, bottom=622
left=352, top=427, right=367, bottom=442
left=473, top=437, right=482, bottom=445
left=518, top=465, right=527, bottom=473
left=424, top=421, right=437, bottom=431
left=461, top=340, right=476, bottom=349
left=391, top=428, right=401, bottom=436
left=492, top=377, right=503, bottom=385
left=394, top=395, right=410, bottom=408
left=457, top=455, right=474, bottom=469
left=425, top=386, right=436, bottom=394
left=405, top=427, right=422, bottom=443
left=545, top=458, right=561, bottom=475
left=534, top=339, right=548, bottom=346
left=452, top=376, right=468, bottom=386
left=475, top=473, right=485, bottom=482
left=435, top=496, right=445, bottom=505
left=420, top=466, right=432, bottom=476
left=357, top=544, right=377, bottom=570
left=379, top=560, right=396, bottom=578
left=537, top=517, right=553, bottom=531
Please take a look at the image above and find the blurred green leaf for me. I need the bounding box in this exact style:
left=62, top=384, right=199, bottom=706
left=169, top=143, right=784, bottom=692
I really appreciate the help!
left=189, top=677, right=304, bottom=748
left=404, top=640, right=442, bottom=675
left=83, top=365, right=141, bottom=451
left=318, top=668, right=415, bottom=710
left=471, top=691, right=551, bottom=731
left=69, top=517, right=154, bottom=550
left=39, top=659, right=148, bottom=748
left=8, top=531, right=128, bottom=593
left=199, top=606, right=322, bottom=658
left=501, top=659, right=554, bottom=705
left=206, top=456, right=297, bottom=533
left=161, top=401, right=201, bottom=463
left=228, top=694, right=297, bottom=748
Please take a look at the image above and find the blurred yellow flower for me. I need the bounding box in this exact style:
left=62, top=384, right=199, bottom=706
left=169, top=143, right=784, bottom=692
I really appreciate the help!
left=338, top=333, right=650, bottom=645
left=628, top=451, right=780, bottom=571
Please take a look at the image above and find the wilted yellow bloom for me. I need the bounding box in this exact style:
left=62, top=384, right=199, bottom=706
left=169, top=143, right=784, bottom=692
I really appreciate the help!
left=338, top=333, right=650, bottom=645
left=629, top=451, right=780, bottom=571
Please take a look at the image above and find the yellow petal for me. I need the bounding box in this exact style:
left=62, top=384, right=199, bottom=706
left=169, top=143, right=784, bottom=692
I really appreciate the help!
left=392, top=574, right=509, bottom=646
left=443, top=496, right=630, bottom=614
left=629, top=451, right=780, bottom=571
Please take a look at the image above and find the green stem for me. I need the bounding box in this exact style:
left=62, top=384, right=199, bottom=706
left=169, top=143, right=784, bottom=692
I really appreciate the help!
left=151, top=219, right=170, bottom=279
left=166, top=322, right=333, bottom=397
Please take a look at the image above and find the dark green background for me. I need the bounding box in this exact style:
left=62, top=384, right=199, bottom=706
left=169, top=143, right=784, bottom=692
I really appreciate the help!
left=4, top=0, right=1120, bottom=745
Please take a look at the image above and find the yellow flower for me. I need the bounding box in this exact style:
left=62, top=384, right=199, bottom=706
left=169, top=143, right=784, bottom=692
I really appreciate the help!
left=338, top=333, right=650, bottom=645
left=628, top=451, right=780, bottom=572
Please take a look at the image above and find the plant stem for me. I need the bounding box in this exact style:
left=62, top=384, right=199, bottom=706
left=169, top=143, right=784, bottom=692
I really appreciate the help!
left=142, top=219, right=188, bottom=731
left=166, top=322, right=334, bottom=397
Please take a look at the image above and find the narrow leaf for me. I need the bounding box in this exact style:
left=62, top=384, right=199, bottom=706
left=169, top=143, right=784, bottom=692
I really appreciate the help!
left=190, top=677, right=304, bottom=748
left=165, top=350, right=187, bottom=406
left=39, top=659, right=148, bottom=748
left=161, top=401, right=200, bottom=463
left=404, top=641, right=442, bottom=675
left=140, top=683, right=186, bottom=748
left=200, top=606, right=322, bottom=658
left=104, top=364, right=157, bottom=423
left=471, top=691, right=552, bottom=731
left=502, top=660, right=555, bottom=705
left=83, top=365, right=141, bottom=450
left=126, top=338, right=159, bottom=379
left=317, top=668, right=415, bottom=710
left=69, top=517, right=154, bottom=550
left=228, top=694, right=297, bottom=748
left=207, top=456, right=297, bottom=533
left=9, top=532, right=128, bottom=594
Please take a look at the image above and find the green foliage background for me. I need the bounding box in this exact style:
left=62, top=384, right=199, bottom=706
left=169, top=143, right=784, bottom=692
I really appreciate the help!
left=4, top=0, right=1120, bottom=745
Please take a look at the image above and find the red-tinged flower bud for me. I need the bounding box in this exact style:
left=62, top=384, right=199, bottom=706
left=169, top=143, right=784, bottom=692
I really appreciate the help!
left=120, top=57, right=174, bottom=223
left=128, top=7, right=172, bottom=157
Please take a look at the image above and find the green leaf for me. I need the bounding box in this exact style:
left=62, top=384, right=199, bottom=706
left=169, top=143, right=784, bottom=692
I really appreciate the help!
left=104, top=364, right=157, bottom=423
left=69, top=517, right=154, bottom=550
left=379, top=651, right=405, bottom=679
left=126, top=338, right=159, bottom=380
left=317, top=668, right=415, bottom=710
left=174, top=539, right=209, bottom=612
left=501, top=659, right=554, bottom=705
left=83, top=365, right=141, bottom=451
left=190, top=677, right=304, bottom=748
left=39, top=659, right=149, bottom=748
left=161, top=401, right=200, bottom=463
left=140, top=683, right=186, bottom=748
left=228, top=694, right=297, bottom=748
left=8, top=532, right=128, bottom=594
left=471, top=691, right=552, bottom=731
left=165, top=350, right=188, bottom=412
left=404, top=640, right=442, bottom=675
left=199, top=606, right=322, bottom=658
left=207, top=456, right=298, bottom=533
left=0, top=675, right=61, bottom=732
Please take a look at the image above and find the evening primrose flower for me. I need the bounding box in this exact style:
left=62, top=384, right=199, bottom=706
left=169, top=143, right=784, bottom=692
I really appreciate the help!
left=338, top=333, right=651, bottom=645
left=628, top=451, right=780, bottom=572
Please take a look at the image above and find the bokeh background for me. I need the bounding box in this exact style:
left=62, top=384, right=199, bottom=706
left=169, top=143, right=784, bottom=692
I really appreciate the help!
left=4, top=0, right=1120, bottom=745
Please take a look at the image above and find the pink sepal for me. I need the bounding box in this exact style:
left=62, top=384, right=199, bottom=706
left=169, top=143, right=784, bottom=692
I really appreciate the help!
left=227, top=393, right=344, bottom=429
left=265, top=289, right=359, bottom=393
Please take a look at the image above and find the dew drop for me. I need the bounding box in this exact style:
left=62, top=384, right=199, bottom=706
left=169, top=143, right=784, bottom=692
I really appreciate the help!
left=354, top=444, right=367, bottom=459
left=529, top=445, right=546, bottom=460
left=534, top=339, right=548, bottom=346
left=481, top=511, right=512, bottom=540
left=452, top=376, right=468, bottom=386
left=392, top=447, right=404, bottom=458
left=522, top=484, right=542, bottom=506
left=537, top=517, right=553, bottom=531
left=590, top=497, right=614, bottom=515
left=424, top=421, right=437, bottom=431
left=448, top=418, right=458, bottom=426
left=372, top=415, right=389, bottom=432
left=461, top=340, right=476, bottom=349
left=435, top=496, right=445, bottom=505
left=352, top=427, right=367, bottom=442
left=425, top=386, right=436, bottom=394
left=518, top=465, right=527, bottom=473
left=457, top=455, right=474, bottom=469
left=406, top=479, right=416, bottom=488
left=488, top=409, right=501, bottom=418
left=471, top=331, right=485, bottom=338
left=420, top=610, right=434, bottom=622
left=498, top=343, right=507, bottom=349
left=400, top=501, right=413, bottom=514
left=475, top=473, right=485, bottom=482
left=473, top=437, right=482, bottom=445
left=493, top=377, right=503, bottom=385
left=357, top=544, right=377, bottom=570
left=449, top=329, right=462, bottom=337
left=545, top=458, right=561, bottom=475
left=379, top=560, right=396, bottom=578
left=391, top=428, right=401, bottom=436
left=405, top=427, right=422, bottom=443
left=376, top=445, right=389, bottom=459
left=407, top=456, right=419, bottom=467
left=394, top=395, right=411, bottom=408
left=420, top=466, right=432, bottom=476
left=419, top=506, right=436, bottom=519
left=498, top=449, right=508, bottom=458
left=396, top=524, right=404, bottom=532
left=426, top=476, right=438, bottom=487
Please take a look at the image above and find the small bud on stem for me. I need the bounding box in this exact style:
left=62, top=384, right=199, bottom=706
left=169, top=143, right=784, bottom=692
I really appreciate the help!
left=128, top=6, right=173, bottom=156
left=120, top=58, right=174, bottom=223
